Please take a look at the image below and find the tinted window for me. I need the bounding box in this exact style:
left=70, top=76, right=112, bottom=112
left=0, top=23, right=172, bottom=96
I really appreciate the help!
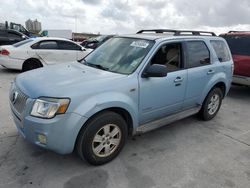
left=221, top=35, right=250, bottom=56
left=7, top=31, right=22, bottom=40
left=186, top=41, right=210, bottom=68
left=33, top=41, right=58, bottom=49
left=210, top=40, right=231, bottom=62
left=0, top=30, right=7, bottom=35
left=151, top=43, right=182, bottom=72
left=58, top=40, right=81, bottom=50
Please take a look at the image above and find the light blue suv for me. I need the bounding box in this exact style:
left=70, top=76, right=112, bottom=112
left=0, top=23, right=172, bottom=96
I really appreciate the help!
left=9, top=29, right=233, bottom=165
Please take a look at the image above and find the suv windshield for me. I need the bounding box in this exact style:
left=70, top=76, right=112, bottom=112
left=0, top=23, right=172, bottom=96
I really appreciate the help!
left=82, top=37, right=154, bottom=74
left=221, top=35, right=250, bottom=56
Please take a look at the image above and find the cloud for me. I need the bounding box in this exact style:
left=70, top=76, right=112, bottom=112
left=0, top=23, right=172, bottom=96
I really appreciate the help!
left=0, top=0, right=250, bottom=35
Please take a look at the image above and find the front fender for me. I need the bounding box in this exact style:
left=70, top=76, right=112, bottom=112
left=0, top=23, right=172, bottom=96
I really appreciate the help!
left=73, top=92, right=139, bottom=130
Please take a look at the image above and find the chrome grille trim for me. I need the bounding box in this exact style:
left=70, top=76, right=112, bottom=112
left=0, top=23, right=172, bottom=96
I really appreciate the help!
left=10, top=84, right=28, bottom=115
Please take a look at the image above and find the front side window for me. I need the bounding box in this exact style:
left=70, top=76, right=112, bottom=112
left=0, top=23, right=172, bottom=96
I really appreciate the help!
left=221, top=35, right=250, bottom=56
left=150, top=43, right=182, bottom=72
left=57, top=40, right=81, bottom=51
left=186, top=41, right=210, bottom=68
left=210, top=40, right=231, bottom=62
left=82, top=37, right=154, bottom=74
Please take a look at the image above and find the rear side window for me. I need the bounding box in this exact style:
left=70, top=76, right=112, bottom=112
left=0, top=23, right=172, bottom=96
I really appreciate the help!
left=7, top=31, right=22, bottom=40
left=57, top=40, right=81, bottom=50
left=0, top=30, right=6, bottom=36
left=221, top=35, right=250, bottom=56
left=186, top=41, right=210, bottom=68
left=13, top=39, right=33, bottom=47
left=210, top=40, right=231, bottom=62
left=32, top=41, right=58, bottom=49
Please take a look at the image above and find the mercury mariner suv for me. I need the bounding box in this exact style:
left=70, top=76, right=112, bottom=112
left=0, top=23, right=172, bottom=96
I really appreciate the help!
left=9, top=29, right=233, bottom=165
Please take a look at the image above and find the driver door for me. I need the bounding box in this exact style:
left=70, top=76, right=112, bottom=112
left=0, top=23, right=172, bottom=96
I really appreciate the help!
left=139, top=42, right=187, bottom=124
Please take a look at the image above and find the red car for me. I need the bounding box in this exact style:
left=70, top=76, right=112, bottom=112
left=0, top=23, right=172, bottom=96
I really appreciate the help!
left=220, top=31, right=250, bottom=86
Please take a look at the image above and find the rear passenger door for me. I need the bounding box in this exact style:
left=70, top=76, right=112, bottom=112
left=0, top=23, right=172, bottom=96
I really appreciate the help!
left=57, top=40, right=81, bottom=62
left=183, top=40, right=215, bottom=109
left=31, top=40, right=61, bottom=64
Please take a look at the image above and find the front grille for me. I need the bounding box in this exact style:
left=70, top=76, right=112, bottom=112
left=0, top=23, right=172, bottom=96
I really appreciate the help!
left=10, top=84, right=28, bottom=115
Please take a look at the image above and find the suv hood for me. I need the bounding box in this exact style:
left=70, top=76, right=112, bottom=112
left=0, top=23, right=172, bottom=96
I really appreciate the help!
left=16, top=62, right=127, bottom=98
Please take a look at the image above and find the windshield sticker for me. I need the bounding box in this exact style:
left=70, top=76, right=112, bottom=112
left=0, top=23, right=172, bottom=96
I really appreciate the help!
left=130, top=40, right=149, bottom=48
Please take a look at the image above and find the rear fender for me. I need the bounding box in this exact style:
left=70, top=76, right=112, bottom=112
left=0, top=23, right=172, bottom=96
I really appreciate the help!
left=199, top=72, right=228, bottom=105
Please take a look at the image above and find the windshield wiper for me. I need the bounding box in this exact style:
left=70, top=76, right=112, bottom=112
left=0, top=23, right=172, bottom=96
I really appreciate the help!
left=82, top=60, right=109, bottom=71
left=90, top=64, right=109, bottom=71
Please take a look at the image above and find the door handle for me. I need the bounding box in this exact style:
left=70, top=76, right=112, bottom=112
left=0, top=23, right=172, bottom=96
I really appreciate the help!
left=174, top=77, right=183, bottom=83
left=207, top=70, right=215, bottom=75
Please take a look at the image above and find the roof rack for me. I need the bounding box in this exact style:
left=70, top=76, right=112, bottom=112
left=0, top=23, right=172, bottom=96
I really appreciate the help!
left=228, top=31, right=250, bottom=33
left=136, top=29, right=216, bottom=36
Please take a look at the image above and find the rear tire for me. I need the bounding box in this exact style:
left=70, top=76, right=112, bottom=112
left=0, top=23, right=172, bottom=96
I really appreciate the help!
left=22, top=59, right=42, bottom=72
left=199, top=87, right=223, bottom=121
left=76, top=111, right=128, bottom=165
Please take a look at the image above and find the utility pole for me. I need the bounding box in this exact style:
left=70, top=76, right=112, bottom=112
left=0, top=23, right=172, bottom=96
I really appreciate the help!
left=75, top=15, right=77, bottom=33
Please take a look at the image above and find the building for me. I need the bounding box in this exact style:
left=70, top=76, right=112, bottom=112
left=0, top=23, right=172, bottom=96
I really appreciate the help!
left=25, top=19, right=42, bottom=33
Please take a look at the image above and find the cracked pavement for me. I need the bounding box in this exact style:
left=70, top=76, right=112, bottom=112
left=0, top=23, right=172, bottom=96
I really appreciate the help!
left=0, top=66, right=250, bottom=188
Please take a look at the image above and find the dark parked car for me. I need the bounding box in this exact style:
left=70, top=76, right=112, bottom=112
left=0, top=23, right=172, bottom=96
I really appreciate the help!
left=80, top=35, right=114, bottom=49
left=0, top=29, right=29, bottom=46
left=220, top=31, right=250, bottom=86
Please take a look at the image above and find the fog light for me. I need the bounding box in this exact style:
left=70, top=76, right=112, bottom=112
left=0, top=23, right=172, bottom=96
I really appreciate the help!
left=37, top=134, right=47, bottom=144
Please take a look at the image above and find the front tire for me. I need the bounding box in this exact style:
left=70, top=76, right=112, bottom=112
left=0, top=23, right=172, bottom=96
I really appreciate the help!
left=199, top=87, right=223, bottom=121
left=76, top=111, right=128, bottom=165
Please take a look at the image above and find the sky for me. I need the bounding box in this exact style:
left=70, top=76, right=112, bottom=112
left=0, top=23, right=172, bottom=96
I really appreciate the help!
left=1, top=0, right=250, bottom=35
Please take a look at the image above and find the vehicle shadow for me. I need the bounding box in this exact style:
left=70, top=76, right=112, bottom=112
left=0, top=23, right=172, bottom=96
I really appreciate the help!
left=0, top=67, right=21, bottom=74
left=227, top=85, right=250, bottom=99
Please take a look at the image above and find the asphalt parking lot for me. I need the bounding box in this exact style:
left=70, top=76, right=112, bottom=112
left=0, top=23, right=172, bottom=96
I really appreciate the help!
left=0, top=66, right=250, bottom=188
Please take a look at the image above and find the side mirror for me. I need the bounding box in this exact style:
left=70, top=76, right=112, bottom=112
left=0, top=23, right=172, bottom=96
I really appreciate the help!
left=142, top=64, right=168, bottom=78
left=81, top=47, right=86, bottom=51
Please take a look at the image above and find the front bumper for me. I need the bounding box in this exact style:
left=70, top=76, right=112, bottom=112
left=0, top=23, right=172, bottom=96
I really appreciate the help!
left=10, top=99, right=88, bottom=154
left=233, top=75, right=250, bottom=86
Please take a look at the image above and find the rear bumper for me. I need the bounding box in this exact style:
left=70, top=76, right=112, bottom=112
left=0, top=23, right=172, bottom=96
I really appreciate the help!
left=0, top=56, right=23, bottom=70
left=233, top=75, right=250, bottom=86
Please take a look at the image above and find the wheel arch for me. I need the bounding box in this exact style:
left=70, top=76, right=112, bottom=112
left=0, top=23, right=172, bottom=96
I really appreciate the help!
left=74, top=106, right=135, bottom=151
left=22, top=58, right=43, bottom=71
left=213, top=81, right=226, bottom=98
left=200, top=80, right=227, bottom=105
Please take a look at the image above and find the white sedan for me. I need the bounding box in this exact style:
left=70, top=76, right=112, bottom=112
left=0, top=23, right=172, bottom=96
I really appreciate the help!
left=0, top=37, right=93, bottom=71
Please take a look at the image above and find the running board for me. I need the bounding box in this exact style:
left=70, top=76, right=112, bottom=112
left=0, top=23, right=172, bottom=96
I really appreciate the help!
left=135, top=106, right=201, bottom=135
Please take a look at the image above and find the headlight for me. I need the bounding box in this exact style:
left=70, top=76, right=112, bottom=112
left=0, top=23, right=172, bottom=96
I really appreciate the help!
left=31, top=98, right=70, bottom=118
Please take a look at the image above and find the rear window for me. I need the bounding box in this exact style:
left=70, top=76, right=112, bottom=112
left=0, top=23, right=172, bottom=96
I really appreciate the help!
left=13, top=39, right=33, bottom=47
left=210, top=40, right=231, bottom=62
left=221, top=35, right=250, bottom=56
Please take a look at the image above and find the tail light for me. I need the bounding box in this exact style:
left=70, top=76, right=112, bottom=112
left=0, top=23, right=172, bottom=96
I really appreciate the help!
left=0, top=49, right=10, bottom=55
